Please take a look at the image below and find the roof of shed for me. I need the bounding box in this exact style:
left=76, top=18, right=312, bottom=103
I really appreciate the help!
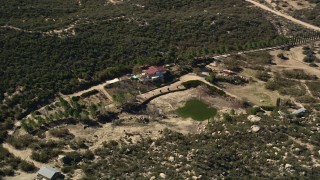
left=38, top=167, right=59, bottom=179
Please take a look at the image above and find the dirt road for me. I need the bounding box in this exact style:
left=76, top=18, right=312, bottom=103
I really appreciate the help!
left=137, top=74, right=240, bottom=103
left=2, top=143, right=43, bottom=168
left=65, top=78, right=119, bottom=101
left=246, top=0, right=320, bottom=31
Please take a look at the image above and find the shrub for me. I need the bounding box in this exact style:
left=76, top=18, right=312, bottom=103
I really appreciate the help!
left=182, top=80, right=203, bottom=88
left=303, top=48, right=314, bottom=56
left=0, top=130, right=8, bottom=143
left=83, top=150, right=95, bottom=160
left=256, top=71, right=271, bottom=81
left=309, top=63, right=319, bottom=67
left=70, top=139, right=88, bottom=150
left=80, top=90, right=99, bottom=98
left=283, top=69, right=317, bottom=80
left=31, top=149, right=61, bottom=163
left=266, top=74, right=306, bottom=97
left=7, top=135, right=37, bottom=150
left=49, top=128, right=72, bottom=138
left=216, top=75, right=249, bottom=85
left=19, top=161, right=37, bottom=173
left=63, top=151, right=83, bottom=165
left=223, top=113, right=233, bottom=122
left=260, top=106, right=276, bottom=111
left=296, top=95, right=319, bottom=104
left=1, top=168, right=14, bottom=176
left=306, top=81, right=320, bottom=98
left=182, top=80, right=225, bottom=95
left=71, top=96, right=80, bottom=101
left=206, top=85, right=226, bottom=95
left=277, top=53, right=288, bottom=60
left=61, top=166, right=73, bottom=174
left=247, top=107, right=263, bottom=115
left=303, top=55, right=318, bottom=63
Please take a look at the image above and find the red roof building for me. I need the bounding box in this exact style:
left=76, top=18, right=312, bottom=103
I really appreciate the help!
left=144, top=66, right=166, bottom=76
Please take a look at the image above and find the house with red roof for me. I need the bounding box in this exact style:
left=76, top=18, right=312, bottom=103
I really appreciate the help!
left=142, top=66, right=167, bottom=81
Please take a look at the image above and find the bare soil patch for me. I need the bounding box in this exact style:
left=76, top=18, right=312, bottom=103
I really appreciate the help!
left=224, top=82, right=285, bottom=106
left=270, top=46, right=320, bottom=77
left=265, top=0, right=316, bottom=11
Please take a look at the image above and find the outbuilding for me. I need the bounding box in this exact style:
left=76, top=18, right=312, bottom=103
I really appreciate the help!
left=37, top=167, right=62, bottom=180
left=292, top=108, right=307, bottom=116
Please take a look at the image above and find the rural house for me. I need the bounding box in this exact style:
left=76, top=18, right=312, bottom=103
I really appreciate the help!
left=36, top=167, right=62, bottom=180
left=142, top=66, right=167, bottom=81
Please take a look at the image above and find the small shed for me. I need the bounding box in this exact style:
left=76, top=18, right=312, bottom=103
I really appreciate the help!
left=37, top=167, right=62, bottom=180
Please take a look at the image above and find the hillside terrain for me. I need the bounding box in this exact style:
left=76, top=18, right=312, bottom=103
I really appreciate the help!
left=0, top=0, right=320, bottom=180
left=260, top=0, right=320, bottom=26
left=0, top=0, right=281, bottom=122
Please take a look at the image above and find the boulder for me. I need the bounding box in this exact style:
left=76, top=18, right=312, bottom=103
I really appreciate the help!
left=150, top=176, right=156, bottom=180
left=251, top=125, right=260, bottom=133
left=168, top=156, right=175, bottom=162
left=248, top=115, right=261, bottom=122
left=160, top=173, right=166, bottom=179
left=285, top=164, right=293, bottom=170
left=150, top=142, right=155, bottom=148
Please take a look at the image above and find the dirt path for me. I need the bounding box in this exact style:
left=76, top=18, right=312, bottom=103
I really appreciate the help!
left=65, top=78, right=119, bottom=100
left=137, top=81, right=186, bottom=101
left=246, top=0, right=320, bottom=31
left=1, top=20, right=82, bottom=38
left=4, top=171, right=37, bottom=180
left=137, top=74, right=241, bottom=103
left=299, top=79, right=317, bottom=98
left=98, top=88, right=114, bottom=102
left=2, top=143, right=43, bottom=168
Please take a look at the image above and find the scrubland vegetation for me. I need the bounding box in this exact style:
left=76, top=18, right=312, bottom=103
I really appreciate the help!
left=0, top=0, right=320, bottom=179
left=0, top=146, right=37, bottom=178
left=79, top=113, right=320, bottom=179
left=295, top=0, right=320, bottom=26
left=0, top=0, right=280, bottom=124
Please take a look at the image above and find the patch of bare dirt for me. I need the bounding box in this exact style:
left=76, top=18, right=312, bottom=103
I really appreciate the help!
left=56, top=117, right=204, bottom=151
left=225, top=82, right=287, bottom=106
left=270, top=46, right=320, bottom=77
left=2, top=143, right=43, bottom=168
left=4, top=171, right=37, bottom=180
left=246, top=0, right=320, bottom=31
left=264, top=0, right=316, bottom=11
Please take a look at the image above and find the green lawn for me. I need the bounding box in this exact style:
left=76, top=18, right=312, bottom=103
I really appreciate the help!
left=177, top=99, right=217, bottom=121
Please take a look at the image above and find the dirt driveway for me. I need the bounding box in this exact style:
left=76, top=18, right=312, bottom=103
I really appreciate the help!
left=137, top=74, right=240, bottom=102
left=246, top=0, right=320, bottom=31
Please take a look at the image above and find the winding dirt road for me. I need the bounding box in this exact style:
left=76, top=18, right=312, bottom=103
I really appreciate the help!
left=2, top=143, right=43, bottom=168
left=137, top=74, right=241, bottom=103
left=246, top=0, right=320, bottom=31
